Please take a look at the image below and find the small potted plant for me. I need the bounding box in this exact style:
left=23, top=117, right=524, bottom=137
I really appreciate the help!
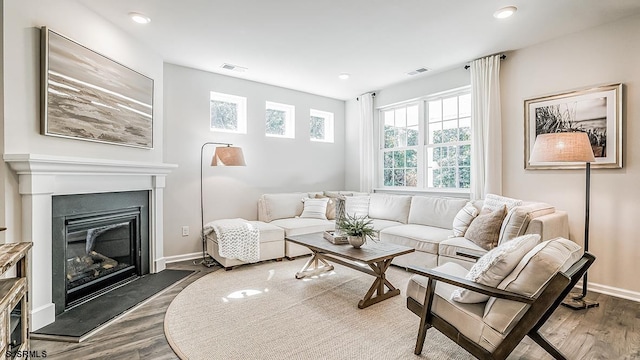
left=337, top=213, right=377, bottom=248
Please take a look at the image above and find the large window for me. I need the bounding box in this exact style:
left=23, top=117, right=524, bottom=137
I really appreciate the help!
left=265, top=101, right=295, bottom=138
left=382, top=104, right=420, bottom=187
left=310, top=109, right=334, bottom=143
left=379, top=88, right=471, bottom=190
left=209, top=92, right=247, bottom=133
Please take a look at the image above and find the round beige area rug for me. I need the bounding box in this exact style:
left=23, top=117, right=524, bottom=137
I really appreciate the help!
left=164, top=258, right=471, bottom=359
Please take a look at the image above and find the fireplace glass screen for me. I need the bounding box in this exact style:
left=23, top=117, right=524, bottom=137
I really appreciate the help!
left=65, top=209, right=141, bottom=307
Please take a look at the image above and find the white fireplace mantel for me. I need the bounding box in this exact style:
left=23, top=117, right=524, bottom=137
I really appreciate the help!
left=3, top=153, right=177, bottom=331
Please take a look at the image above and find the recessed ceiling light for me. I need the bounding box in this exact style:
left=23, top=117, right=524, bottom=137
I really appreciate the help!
left=338, top=73, right=350, bottom=80
left=129, top=12, right=151, bottom=24
left=493, top=6, right=517, bottom=19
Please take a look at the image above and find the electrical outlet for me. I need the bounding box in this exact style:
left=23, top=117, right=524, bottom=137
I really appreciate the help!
left=181, top=226, right=189, bottom=236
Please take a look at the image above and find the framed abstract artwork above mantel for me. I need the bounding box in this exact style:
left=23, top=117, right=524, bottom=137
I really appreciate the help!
left=41, top=27, right=154, bottom=149
left=524, top=83, right=622, bottom=170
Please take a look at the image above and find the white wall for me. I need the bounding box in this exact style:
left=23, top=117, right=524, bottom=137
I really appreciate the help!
left=501, top=13, right=640, bottom=298
left=1, top=0, right=164, bottom=243
left=162, top=64, right=345, bottom=258
left=344, top=68, right=470, bottom=191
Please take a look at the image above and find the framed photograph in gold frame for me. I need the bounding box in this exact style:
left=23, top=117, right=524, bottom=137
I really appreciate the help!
left=524, top=83, right=622, bottom=169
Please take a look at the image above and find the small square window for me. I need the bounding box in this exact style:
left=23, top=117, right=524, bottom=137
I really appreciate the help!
left=310, top=109, right=334, bottom=143
left=265, top=101, right=295, bottom=138
left=210, top=92, right=247, bottom=134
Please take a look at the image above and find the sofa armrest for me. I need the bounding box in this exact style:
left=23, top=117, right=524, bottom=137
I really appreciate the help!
left=525, top=210, right=569, bottom=240
left=406, top=265, right=534, bottom=304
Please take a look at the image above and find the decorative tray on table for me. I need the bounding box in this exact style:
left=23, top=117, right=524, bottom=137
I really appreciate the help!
left=323, top=230, right=348, bottom=245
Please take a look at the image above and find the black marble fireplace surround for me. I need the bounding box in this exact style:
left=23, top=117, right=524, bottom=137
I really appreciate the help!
left=52, top=191, right=150, bottom=315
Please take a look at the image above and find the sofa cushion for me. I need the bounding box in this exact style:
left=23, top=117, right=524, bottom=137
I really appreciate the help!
left=451, top=234, right=541, bottom=303
left=380, top=224, right=452, bottom=255
left=482, top=194, right=523, bottom=213
left=345, top=196, right=370, bottom=218
left=368, top=194, right=412, bottom=224
left=407, top=262, right=502, bottom=351
left=269, top=218, right=334, bottom=237
left=438, top=236, right=487, bottom=261
left=483, top=238, right=582, bottom=334
left=408, top=196, right=467, bottom=229
left=314, top=194, right=336, bottom=219
left=263, top=193, right=306, bottom=222
left=452, top=201, right=480, bottom=237
left=324, top=190, right=351, bottom=198
left=464, top=206, right=507, bottom=251
left=498, top=202, right=555, bottom=245
left=370, top=219, right=403, bottom=232
left=299, top=198, right=329, bottom=220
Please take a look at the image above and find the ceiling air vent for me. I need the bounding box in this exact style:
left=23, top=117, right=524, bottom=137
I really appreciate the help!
left=220, top=63, right=248, bottom=72
left=407, top=67, right=430, bottom=76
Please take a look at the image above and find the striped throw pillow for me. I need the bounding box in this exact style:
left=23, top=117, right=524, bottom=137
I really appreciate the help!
left=482, top=194, right=523, bottom=212
left=452, top=202, right=479, bottom=237
left=299, top=198, right=329, bottom=220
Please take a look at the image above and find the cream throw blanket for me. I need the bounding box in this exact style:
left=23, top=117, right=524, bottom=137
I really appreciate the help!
left=203, top=219, right=260, bottom=263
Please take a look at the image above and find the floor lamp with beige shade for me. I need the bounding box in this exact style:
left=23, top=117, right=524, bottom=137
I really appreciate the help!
left=195, top=142, right=246, bottom=267
left=529, top=132, right=599, bottom=309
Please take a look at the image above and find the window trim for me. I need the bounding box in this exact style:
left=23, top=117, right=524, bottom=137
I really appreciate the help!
left=265, top=101, right=295, bottom=138
left=209, top=91, right=247, bottom=134
left=377, top=86, right=471, bottom=192
left=309, top=109, right=335, bottom=143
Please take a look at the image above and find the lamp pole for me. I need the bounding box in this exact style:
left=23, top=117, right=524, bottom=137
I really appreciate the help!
left=582, top=161, right=591, bottom=299
left=195, top=142, right=232, bottom=267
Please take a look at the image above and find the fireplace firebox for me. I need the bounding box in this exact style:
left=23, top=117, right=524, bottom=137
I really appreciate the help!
left=52, top=191, right=150, bottom=314
left=64, top=209, right=141, bottom=307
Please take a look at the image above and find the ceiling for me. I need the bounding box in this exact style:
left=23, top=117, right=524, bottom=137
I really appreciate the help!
left=77, top=0, right=640, bottom=100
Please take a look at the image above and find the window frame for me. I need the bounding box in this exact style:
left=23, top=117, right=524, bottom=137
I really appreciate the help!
left=209, top=91, right=247, bottom=134
left=377, top=86, right=471, bottom=192
left=379, top=102, right=423, bottom=188
left=265, top=101, right=296, bottom=138
left=309, top=109, right=335, bottom=143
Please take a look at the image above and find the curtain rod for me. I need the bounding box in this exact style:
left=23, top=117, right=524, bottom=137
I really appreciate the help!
left=464, top=54, right=506, bottom=70
left=356, top=92, right=376, bottom=101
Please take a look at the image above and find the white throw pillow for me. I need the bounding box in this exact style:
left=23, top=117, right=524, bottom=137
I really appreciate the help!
left=345, top=196, right=370, bottom=218
left=451, top=234, right=541, bottom=303
left=498, top=203, right=555, bottom=245
left=299, top=198, right=329, bottom=220
left=452, top=202, right=479, bottom=237
left=482, top=194, right=523, bottom=213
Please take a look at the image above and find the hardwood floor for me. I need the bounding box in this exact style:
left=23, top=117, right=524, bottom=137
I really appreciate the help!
left=32, top=260, right=640, bottom=359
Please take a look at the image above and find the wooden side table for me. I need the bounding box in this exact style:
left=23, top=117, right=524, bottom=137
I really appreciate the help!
left=0, top=242, right=33, bottom=358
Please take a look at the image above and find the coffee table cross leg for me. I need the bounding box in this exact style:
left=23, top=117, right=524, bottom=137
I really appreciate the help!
left=358, top=259, right=400, bottom=309
left=295, top=251, right=334, bottom=279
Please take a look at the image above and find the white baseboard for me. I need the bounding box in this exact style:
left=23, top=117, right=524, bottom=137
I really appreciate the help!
left=587, top=282, right=640, bottom=303
left=163, top=252, right=202, bottom=264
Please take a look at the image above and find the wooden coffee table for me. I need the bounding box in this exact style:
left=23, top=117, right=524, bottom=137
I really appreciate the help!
left=286, top=232, right=414, bottom=309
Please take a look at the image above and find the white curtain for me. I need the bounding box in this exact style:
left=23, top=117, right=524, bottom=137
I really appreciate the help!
left=470, top=55, right=502, bottom=200
left=358, top=92, right=375, bottom=193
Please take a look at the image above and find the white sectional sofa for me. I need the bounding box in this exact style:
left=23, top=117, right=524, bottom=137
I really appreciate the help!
left=367, top=193, right=568, bottom=270
left=209, top=191, right=569, bottom=271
